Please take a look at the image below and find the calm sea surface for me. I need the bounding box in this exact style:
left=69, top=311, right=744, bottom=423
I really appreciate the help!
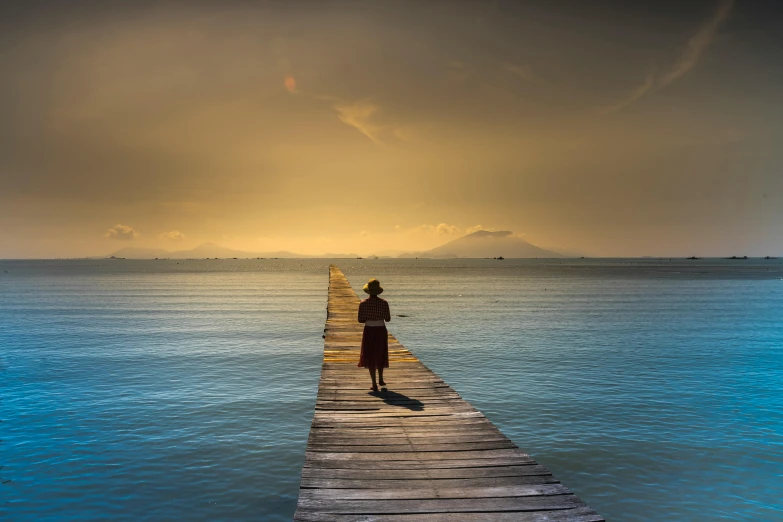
left=1, top=258, right=782, bottom=521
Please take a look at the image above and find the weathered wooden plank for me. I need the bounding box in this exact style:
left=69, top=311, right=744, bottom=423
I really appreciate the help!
left=314, top=404, right=475, bottom=412
left=306, top=441, right=515, bottom=451
left=296, top=494, right=587, bottom=514
left=304, top=449, right=532, bottom=462
left=323, top=372, right=439, bottom=378
left=303, top=457, right=535, bottom=469
left=319, top=375, right=432, bottom=380
left=308, top=433, right=510, bottom=446
left=298, top=484, right=570, bottom=501
left=322, top=363, right=426, bottom=369
left=312, top=422, right=500, bottom=430
left=306, top=442, right=518, bottom=453
left=312, top=410, right=485, bottom=418
left=319, top=372, right=438, bottom=378
left=310, top=417, right=494, bottom=428
left=318, top=377, right=443, bottom=382
left=310, top=411, right=484, bottom=419
left=310, top=422, right=497, bottom=431
left=315, top=393, right=468, bottom=404
left=301, top=465, right=551, bottom=480
left=316, top=389, right=457, bottom=395
left=294, top=505, right=604, bottom=521
left=312, top=422, right=502, bottom=430
left=295, top=265, right=603, bottom=521
left=299, top=475, right=561, bottom=490
left=308, top=431, right=502, bottom=440
left=319, top=375, right=435, bottom=379
left=318, top=387, right=458, bottom=394
left=317, top=396, right=462, bottom=402
left=317, top=383, right=447, bottom=388
left=316, top=395, right=462, bottom=402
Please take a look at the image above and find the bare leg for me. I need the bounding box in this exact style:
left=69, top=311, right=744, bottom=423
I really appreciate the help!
left=378, top=368, right=386, bottom=386
left=368, top=368, right=377, bottom=390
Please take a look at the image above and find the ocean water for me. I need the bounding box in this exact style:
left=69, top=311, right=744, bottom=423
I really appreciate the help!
left=1, top=258, right=782, bottom=521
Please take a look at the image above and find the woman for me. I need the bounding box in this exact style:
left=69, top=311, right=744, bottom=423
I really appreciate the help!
left=357, top=278, right=391, bottom=392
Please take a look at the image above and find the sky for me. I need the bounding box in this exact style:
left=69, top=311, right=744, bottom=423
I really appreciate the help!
left=1, top=0, right=781, bottom=258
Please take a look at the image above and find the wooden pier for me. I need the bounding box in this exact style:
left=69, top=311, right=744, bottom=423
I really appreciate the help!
left=294, top=265, right=603, bottom=521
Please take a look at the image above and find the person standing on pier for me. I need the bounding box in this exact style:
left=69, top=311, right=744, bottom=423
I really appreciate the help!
left=357, top=278, right=391, bottom=392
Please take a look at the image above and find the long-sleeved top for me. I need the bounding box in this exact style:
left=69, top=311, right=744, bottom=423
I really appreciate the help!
left=358, top=296, right=391, bottom=324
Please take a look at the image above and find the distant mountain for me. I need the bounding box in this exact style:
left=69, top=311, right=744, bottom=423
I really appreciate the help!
left=107, top=247, right=172, bottom=259
left=104, top=243, right=363, bottom=259
left=177, top=242, right=264, bottom=258
left=370, top=249, right=407, bottom=258
left=400, top=230, right=563, bottom=258
left=104, top=234, right=561, bottom=259
left=106, top=243, right=306, bottom=259
left=322, top=253, right=362, bottom=258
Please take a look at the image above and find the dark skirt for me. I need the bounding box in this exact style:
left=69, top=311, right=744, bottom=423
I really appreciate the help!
left=358, top=325, right=389, bottom=369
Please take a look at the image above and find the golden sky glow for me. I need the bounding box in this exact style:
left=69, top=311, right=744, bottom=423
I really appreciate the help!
left=1, top=0, right=781, bottom=257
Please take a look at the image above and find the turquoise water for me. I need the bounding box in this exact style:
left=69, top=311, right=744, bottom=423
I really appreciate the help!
left=1, top=259, right=782, bottom=520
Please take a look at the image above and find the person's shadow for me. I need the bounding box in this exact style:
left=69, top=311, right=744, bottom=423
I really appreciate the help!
left=370, top=388, right=424, bottom=411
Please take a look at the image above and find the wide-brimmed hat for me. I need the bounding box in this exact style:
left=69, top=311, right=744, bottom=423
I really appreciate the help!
left=363, top=278, right=383, bottom=295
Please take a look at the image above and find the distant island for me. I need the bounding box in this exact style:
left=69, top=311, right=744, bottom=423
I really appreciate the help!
left=397, top=230, right=563, bottom=259
left=103, top=243, right=360, bottom=260
left=102, top=231, right=564, bottom=260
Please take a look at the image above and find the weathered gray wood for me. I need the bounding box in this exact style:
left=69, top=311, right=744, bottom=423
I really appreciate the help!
left=304, top=449, right=532, bottom=462
left=299, top=475, right=561, bottom=490
left=315, top=401, right=475, bottom=414
left=298, top=484, right=571, bottom=501
left=309, top=426, right=499, bottom=436
left=310, top=417, right=495, bottom=428
left=302, top=465, right=551, bottom=480
left=316, top=394, right=462, bottom=400
left=310, top=411, right=487, bottom=420
left=296, top=495, right=586, bottom=514
left=318, top=390, right=460, bottom=397
left=318, top=391, right=459, bottom=397
left=295, top=265, right=603, bottom=521
left=302, top=457, right=535, bottom=469
left=308, top=435, right=511, bottom=446
left=309, top=423, right=498, bottom=431
left=294, top=505, right=604, bottom=521
left=306, top=442, right=519, bottom=453
left=305, top=448, right=530, bottom=462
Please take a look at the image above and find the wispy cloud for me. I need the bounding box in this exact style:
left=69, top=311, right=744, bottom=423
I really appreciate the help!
left=465, top=224, right=487, bottom=234
left=105, top=223, right=138, bottom=240
left=603, top=0, right=733, bottom=114
left=333, top=100, right=383, bottom=144
left=658, top=0, right=734, bottom=88
left=159, top=230, right=185, bottom=241
left=502, top=62, right=545, bottom=84
left=599, top=69, right=656, bottom=115
left=435, top=223, right=460, bottom=235
left=445, top=60, right=470, bottom=84
left=405, top=223, right=464, bottom=236
left=284, top=76, right=393, bottom=145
